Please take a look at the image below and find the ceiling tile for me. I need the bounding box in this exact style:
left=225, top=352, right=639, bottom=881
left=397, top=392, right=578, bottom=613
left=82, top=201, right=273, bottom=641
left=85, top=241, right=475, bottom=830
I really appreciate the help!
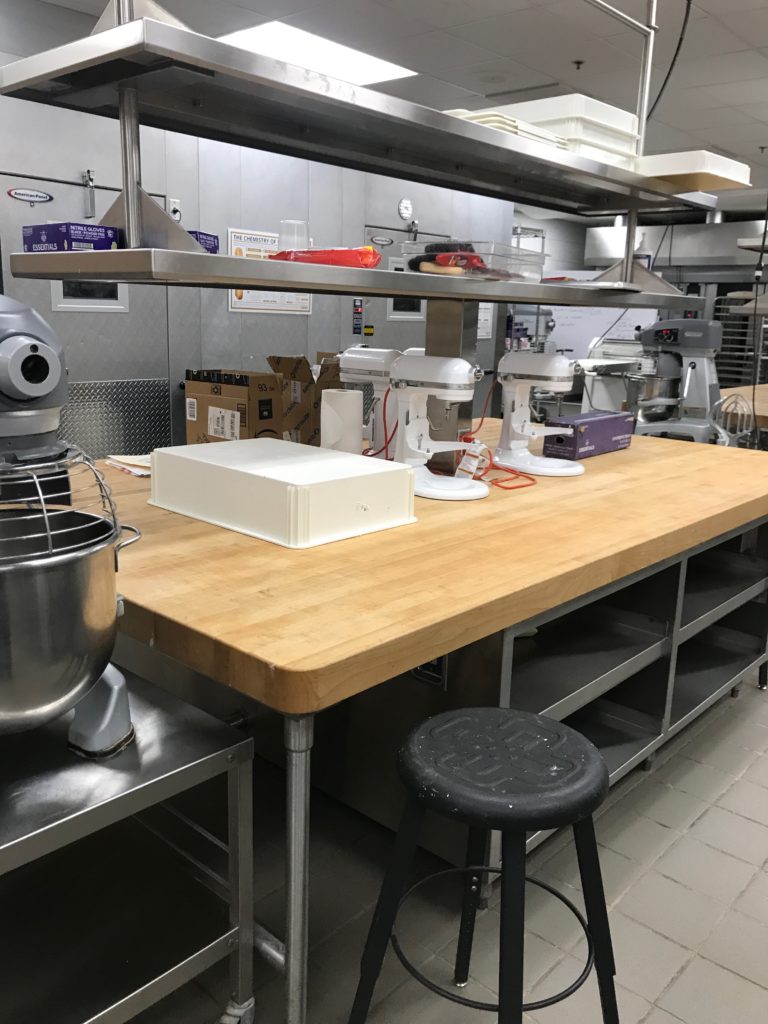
left=447, top=9, right=640, bottom=77
left=435, top=56, right=554, bottom=96
left=671, top=49, right=768, bottom=88
left=642, top=120, right=701, bottom=153
left=159, top=0, right=266, bottom=35
left=373, top=30, right=502, bottom=74
left=231, top=1, right=331, bottom=14
left=709, top=75, right=768, bottom=105
left=374, top=0, right=534, bottom=31
left=42, top=0, right=103, bottom=13
left=698, top=0, right=768, bottom=11
left=373, top=73, right=479, bottom=108
left=725, top=9, right=768, bottom=47
left=609, top=16, right=748, bottom=65
left=539, top=0, right=705, bottom=40
left=735, top=101, right=768, bottom=124
left=653, top=104, right=759, bottom=131
left=1, top=0, right=95, bottom=54
left=281, top=0, right=434, bottom=51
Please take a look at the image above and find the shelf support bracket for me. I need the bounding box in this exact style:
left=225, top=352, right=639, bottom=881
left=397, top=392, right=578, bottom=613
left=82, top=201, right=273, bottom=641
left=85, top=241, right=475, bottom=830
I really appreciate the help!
left=95, top=0, right=202, bottom=252
left=91, top=0, right=188, bottom=35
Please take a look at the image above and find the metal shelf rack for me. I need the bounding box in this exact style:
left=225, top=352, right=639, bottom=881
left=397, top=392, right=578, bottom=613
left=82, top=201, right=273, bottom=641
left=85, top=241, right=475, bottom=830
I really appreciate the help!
left=0, top=17, right=714, bottom=220
left=0, top=673, right=254, bottom=1024
left=8, top=247, right=701, bottom=311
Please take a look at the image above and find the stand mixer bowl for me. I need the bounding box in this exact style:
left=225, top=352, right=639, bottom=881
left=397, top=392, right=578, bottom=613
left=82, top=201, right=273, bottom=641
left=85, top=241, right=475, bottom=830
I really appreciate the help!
left=0, top=453, right=139, bottom=734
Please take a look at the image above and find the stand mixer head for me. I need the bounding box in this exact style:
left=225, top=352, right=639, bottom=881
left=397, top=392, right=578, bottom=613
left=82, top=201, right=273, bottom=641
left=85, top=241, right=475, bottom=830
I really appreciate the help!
left=339, top=345, right=402, bottom=455
left=0, top=295, right=68, bottom=468
left=494, top=342, right=584, bottom=477
left=389, top=353, right=489, bottom=501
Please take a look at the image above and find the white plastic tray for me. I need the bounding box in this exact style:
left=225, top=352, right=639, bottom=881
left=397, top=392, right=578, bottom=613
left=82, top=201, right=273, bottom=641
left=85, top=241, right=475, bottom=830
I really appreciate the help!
left=151, top=438, right=416, bottom=548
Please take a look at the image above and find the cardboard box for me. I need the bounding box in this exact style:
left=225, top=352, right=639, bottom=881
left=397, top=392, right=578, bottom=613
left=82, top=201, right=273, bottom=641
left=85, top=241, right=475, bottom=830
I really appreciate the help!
left=23, top=222, right=122, bottom=252
left=267, top=355, right=340, bottom=445
left=542, top=409, right=635, bottom=461
left=188, top=230, right=220, bottom=253
left=184, top=369, right=283, bottom=445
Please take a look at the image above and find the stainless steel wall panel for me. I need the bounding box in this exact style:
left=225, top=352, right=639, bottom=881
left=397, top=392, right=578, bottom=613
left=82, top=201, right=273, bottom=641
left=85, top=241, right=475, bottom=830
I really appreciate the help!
left=60, top=378, right=171, bottom=458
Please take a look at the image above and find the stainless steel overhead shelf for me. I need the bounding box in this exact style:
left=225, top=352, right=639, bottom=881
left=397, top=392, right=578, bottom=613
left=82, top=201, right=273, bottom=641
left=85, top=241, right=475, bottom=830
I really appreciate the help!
left=0, top=18, right=715, bottom=218
left=8, top=249, right=705, bottom=310
left=737, top=238, right=767, bottom=253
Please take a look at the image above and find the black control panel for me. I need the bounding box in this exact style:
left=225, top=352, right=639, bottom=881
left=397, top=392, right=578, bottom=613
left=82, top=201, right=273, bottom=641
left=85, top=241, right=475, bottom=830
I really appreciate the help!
left=654, top=327, right=679, bottom=344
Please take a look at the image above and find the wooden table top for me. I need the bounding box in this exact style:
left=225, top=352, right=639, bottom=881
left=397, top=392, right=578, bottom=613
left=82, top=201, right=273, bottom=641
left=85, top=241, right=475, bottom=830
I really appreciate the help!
left=108, top=425, right=768, bottom=714
left=722, top=384, right=768, bottom=427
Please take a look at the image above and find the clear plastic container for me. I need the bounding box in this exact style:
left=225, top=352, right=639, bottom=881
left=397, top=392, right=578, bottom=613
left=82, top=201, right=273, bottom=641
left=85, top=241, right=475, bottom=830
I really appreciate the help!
left=401, top=240, right=545, bottom=282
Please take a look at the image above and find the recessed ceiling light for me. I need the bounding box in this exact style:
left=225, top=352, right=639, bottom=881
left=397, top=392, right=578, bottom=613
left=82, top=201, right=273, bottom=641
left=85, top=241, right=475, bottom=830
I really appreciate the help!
left=219, top=22, right=416, bottom=86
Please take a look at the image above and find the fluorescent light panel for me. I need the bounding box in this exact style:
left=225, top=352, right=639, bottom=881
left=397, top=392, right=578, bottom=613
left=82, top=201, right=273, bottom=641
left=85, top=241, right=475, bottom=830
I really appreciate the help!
left=219, top=21, right=416, bottom=86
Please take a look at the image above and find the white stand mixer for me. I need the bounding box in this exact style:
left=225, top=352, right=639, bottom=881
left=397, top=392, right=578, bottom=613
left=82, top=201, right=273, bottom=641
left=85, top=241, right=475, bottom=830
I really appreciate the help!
left=339, top=345, right=402, bottom=455
left=389, top=353, right=489, bottom=501
left=494, top=343, right=584, bottom=478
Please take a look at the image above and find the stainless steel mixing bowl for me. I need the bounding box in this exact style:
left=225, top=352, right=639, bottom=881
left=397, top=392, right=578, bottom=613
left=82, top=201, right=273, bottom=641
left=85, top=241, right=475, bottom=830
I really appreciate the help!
left=0, top=509, right=139, bottom=733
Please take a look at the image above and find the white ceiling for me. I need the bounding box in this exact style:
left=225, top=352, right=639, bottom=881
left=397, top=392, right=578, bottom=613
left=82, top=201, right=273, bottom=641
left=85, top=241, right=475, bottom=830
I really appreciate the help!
left=32, top=0, right=768, bottom=210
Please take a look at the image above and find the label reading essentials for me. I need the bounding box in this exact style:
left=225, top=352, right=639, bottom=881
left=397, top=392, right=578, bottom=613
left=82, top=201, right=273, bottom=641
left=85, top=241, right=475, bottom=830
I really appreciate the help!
left=186, top=398, right=198, bottom=422
left=208, top=406, right=241, bottom=440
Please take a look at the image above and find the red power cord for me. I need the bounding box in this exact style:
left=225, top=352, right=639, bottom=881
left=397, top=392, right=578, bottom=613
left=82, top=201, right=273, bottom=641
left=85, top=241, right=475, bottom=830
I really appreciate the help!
left=363, top=387, right=397, bottom=458
left=459, top=379, right=537, bottom=490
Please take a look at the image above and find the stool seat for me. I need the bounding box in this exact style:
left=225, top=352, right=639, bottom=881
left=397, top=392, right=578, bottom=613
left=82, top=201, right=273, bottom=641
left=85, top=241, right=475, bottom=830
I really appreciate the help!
left=398, top=708, right=608, bottom=831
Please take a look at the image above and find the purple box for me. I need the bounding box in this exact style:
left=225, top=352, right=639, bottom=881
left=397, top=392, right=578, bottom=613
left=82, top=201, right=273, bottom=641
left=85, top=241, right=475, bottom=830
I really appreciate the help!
left=23, top=222, right=122, bottom=252
left=188, top=230, right=219, bottom=254
left=542, top=410, right=635, bottom=461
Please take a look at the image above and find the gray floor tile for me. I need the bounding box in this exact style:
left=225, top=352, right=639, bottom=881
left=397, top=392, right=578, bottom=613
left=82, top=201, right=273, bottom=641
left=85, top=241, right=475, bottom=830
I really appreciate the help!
left=688, top=805, right=768, bottom=865
left=717, top=777, right=768, bottom=827
left=523, top=877, right=587, bottom=952
left=642, top=1010, right=686, bottom=1024
left=745, top=753, right=768, bottom=790
left=652, top=757, right=734, bottom=802
left=734, top=869, right=768, bottom=924
left=535, top=842, right=645, bottom=906
left=436, top=909, right=564, bottom=995
left=527, top=954, right=651, bottom=1024
left=616, top=871, right=726, bottom=949
left=698, top=716, right=768, bottom=753
left=699, top=908, right=768, bottom=989
left=658, top=956, right=768, bottom=1024
left=683, top=735, right=759, bottom=776
left=621, top=781, right=709, bottom=830
left=366, top=956, right=498, bottom=1023
left=654, top=834, right=757, bottom=905
left=573, top=911, right=691, bottom=1003
left=596, top=805, right=679, bottom=866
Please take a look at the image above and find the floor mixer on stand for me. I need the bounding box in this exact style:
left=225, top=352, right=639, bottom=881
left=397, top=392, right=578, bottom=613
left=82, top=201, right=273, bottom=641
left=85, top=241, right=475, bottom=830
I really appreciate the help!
left=0, top=295, right=139, bottom=755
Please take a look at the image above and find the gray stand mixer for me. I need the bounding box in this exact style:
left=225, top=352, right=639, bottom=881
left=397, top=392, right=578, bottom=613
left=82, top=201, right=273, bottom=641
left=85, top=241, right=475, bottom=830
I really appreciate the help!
left=633, top=319, right=727, bottom=444
left=0, top=295, right=138, bottom=756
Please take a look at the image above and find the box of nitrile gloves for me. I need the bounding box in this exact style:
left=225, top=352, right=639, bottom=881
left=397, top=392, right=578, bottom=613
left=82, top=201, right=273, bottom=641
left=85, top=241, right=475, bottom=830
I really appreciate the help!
left=542, top=409, right=635, bottom=461
left=23, top=222, right=122, bottom=252
left=188, top=230, right=220, bottom=253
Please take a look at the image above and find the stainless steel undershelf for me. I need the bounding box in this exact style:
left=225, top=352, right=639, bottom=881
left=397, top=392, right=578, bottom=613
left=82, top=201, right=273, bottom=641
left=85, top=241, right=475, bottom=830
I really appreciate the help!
left=0, top=18, right=716, bottom=217
left=9, top=248, right=706, bottom=310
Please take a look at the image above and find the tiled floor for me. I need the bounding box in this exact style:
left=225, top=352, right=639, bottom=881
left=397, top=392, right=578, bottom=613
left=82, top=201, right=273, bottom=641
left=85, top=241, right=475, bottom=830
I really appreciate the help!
left=137, top=678, right=768, bottom=1024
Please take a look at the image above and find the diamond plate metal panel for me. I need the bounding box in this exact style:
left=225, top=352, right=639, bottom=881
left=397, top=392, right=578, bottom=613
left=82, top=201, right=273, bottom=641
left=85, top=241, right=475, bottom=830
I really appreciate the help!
left=60, top=379, right=171, bottom=459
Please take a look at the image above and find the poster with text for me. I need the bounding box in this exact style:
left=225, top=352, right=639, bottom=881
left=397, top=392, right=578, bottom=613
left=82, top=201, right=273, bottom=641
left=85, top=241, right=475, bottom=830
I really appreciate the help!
left=228, top=228, right=312, bottom=315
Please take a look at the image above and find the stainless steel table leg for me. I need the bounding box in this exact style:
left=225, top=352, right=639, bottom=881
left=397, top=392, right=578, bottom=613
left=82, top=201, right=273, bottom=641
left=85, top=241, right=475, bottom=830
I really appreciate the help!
left=224, top=757, right=255, bottom=1023
left=285, top=714, right=314, bottom=1024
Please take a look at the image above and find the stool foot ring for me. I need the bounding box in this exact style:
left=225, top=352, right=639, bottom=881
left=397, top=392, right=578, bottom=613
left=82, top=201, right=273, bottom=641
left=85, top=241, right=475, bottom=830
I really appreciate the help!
left=389, top=865, right=595, bottom=1013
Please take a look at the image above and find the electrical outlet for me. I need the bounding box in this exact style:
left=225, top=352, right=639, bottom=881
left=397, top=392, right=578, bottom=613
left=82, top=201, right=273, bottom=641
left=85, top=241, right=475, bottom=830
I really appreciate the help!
left=167, top=197, right=182, bottom=222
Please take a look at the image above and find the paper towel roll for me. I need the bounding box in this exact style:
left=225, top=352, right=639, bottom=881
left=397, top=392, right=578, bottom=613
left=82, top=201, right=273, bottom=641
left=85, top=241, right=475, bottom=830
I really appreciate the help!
left=321, top=389, right=364, bottom=453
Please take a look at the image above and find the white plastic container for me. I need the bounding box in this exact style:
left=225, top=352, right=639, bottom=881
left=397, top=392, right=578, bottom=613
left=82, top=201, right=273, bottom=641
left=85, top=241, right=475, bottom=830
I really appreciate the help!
left=635, top=151, right=751, bottom=191
left=150, top=438, right=416, bottom=548
left=496, top=95, right=639, bottom=167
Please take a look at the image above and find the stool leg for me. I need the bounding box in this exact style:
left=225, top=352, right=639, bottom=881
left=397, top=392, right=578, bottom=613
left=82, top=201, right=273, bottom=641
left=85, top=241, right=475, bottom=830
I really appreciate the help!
left=348, top=798, right=424, bottom=1024
left=453, top=827, right=488, bottom=986
left=498, top=832, right=527, bottom=1024
left=573, top=817, right=619, bottom=1024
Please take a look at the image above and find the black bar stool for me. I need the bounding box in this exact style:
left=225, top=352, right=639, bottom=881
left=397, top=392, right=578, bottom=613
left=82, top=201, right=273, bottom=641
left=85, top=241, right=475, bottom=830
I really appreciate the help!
left=347, top=707, right=619, bottom=1024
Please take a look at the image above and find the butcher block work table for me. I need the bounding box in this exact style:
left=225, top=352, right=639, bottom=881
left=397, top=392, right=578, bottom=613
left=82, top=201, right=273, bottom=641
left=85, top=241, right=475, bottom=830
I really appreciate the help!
left=108, top=426, right=768, bottom=1024
left=109, top=430, right=768, bottom=714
